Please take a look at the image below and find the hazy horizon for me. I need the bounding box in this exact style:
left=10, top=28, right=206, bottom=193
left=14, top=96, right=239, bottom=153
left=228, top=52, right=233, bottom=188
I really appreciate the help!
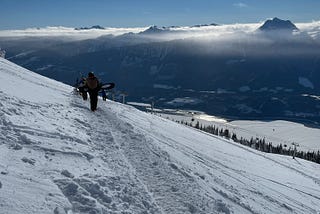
left=1, top=0, right=320, bottom=30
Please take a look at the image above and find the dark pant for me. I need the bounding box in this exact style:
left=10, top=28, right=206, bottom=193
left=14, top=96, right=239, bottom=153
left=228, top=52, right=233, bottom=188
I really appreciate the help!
left=78, top=87, right=88, bottom=100
left=88, top=90, right=98, bottom=111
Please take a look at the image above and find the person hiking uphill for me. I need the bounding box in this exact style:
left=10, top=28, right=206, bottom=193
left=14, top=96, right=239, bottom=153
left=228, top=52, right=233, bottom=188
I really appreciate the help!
left=101, top=89, right=107, bottom=101
left=85, top=72, right=100, bottom=111
left=78, top=77, right=88, bottom=100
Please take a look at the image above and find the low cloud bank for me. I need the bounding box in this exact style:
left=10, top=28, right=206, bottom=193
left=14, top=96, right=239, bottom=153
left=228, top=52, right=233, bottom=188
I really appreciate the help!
left=0, top=20, right=319, bottom=42
left=0, top=26, right=147, bottom=39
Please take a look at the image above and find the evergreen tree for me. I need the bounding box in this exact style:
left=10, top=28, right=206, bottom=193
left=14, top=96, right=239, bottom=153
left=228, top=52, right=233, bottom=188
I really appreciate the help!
left=224, top=129, right=230, bottom=139
left=231, top=133, right=238, bottom=142
left=219, top=128, right=224, bottom=136
left=195, top=121, right=200, bottom=129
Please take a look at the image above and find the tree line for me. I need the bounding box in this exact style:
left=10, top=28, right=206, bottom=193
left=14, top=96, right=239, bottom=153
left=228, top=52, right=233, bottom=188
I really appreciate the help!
left=172, top=119, right=320, bottom=164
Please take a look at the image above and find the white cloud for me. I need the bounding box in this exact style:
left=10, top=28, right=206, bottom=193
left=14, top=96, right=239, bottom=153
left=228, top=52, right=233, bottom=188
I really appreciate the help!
left=296, top=20, right=320, bottom=39
left=233, top=2, right=248, bottom=8
left=0, top=23, right=261, bottom=41
left=0, top=26, right=148, bottom=40
left=143, top=22, right=262, bottom=41
left=0, top=20, right=319, bottom=42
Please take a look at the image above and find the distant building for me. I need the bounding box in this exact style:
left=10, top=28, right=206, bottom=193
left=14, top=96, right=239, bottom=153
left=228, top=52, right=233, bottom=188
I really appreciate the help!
left=0, top=48, right=5, bottom=58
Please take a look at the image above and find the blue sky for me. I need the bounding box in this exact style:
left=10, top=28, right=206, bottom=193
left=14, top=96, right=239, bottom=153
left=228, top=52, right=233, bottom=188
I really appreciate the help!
left=1, top=0, right=320, bottom=29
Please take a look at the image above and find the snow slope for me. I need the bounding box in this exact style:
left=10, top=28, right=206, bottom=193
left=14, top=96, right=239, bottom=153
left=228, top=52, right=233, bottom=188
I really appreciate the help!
left=0, top=57, right=320, bottom=214
left=155, top=112, right=320, bottom=152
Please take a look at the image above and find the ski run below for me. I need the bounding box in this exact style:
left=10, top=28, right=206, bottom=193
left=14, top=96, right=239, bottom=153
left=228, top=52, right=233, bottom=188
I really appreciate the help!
left=0, top=57, right=320, bottom=214
left=153, top=111, right=320, bottom=152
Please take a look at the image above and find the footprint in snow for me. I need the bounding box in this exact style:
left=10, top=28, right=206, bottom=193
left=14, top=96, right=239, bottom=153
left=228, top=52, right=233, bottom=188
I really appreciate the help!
left=21, top=157, right=36, bottom=165
left=61, top=170, right=74, bottom=178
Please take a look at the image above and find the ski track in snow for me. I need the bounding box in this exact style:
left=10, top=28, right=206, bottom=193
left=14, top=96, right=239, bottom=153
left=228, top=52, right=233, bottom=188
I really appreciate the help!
left=1, top=57, right=320, bottom=214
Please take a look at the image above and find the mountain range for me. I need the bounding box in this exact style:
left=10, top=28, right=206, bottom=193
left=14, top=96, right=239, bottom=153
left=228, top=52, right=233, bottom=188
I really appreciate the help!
left=75, top=25, right=105, bottom=30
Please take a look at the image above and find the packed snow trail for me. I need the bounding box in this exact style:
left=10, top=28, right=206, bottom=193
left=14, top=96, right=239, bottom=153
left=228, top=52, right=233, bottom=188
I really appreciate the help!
left=86, top=104, right=220, bottom=213
left=1, top=57, right=320, bottom=214
left=104, top=101, right=320, bottom=214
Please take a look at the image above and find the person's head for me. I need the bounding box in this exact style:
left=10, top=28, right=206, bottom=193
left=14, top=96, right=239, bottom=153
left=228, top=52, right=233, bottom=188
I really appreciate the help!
left=88, top=72, right=94, bottom=77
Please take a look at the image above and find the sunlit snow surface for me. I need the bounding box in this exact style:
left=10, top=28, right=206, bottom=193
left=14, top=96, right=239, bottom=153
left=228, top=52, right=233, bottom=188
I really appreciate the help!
left=1, top=58, right=320, bottom=213
left=156, top=111, right=320, bottom=152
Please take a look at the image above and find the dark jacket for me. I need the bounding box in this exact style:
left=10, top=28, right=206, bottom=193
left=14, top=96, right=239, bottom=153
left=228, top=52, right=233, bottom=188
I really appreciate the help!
left=86, top=76, right=99, bottom=91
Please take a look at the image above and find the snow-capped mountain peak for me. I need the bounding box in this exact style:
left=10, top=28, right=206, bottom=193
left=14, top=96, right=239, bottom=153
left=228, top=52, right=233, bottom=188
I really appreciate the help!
left=259, top=17, right=299, bottom=31
left=75, top=25, right=105, bottom=30
left=139, top=25, right=172, bottom=35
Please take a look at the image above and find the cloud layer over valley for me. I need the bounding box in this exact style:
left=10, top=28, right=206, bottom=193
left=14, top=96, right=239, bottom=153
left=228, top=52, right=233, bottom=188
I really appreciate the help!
left=0, top=20, right=319, bottom=41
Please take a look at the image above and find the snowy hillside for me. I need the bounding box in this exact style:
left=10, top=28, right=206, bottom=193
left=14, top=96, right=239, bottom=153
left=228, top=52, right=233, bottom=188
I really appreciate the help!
left=1, top=57, right=320, bottom=214
left=153, top=111, right=320, bottom=152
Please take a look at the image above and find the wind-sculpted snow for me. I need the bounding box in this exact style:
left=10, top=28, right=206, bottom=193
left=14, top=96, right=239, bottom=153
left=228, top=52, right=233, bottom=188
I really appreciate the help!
left=1, top=57, right=320, bottom=213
